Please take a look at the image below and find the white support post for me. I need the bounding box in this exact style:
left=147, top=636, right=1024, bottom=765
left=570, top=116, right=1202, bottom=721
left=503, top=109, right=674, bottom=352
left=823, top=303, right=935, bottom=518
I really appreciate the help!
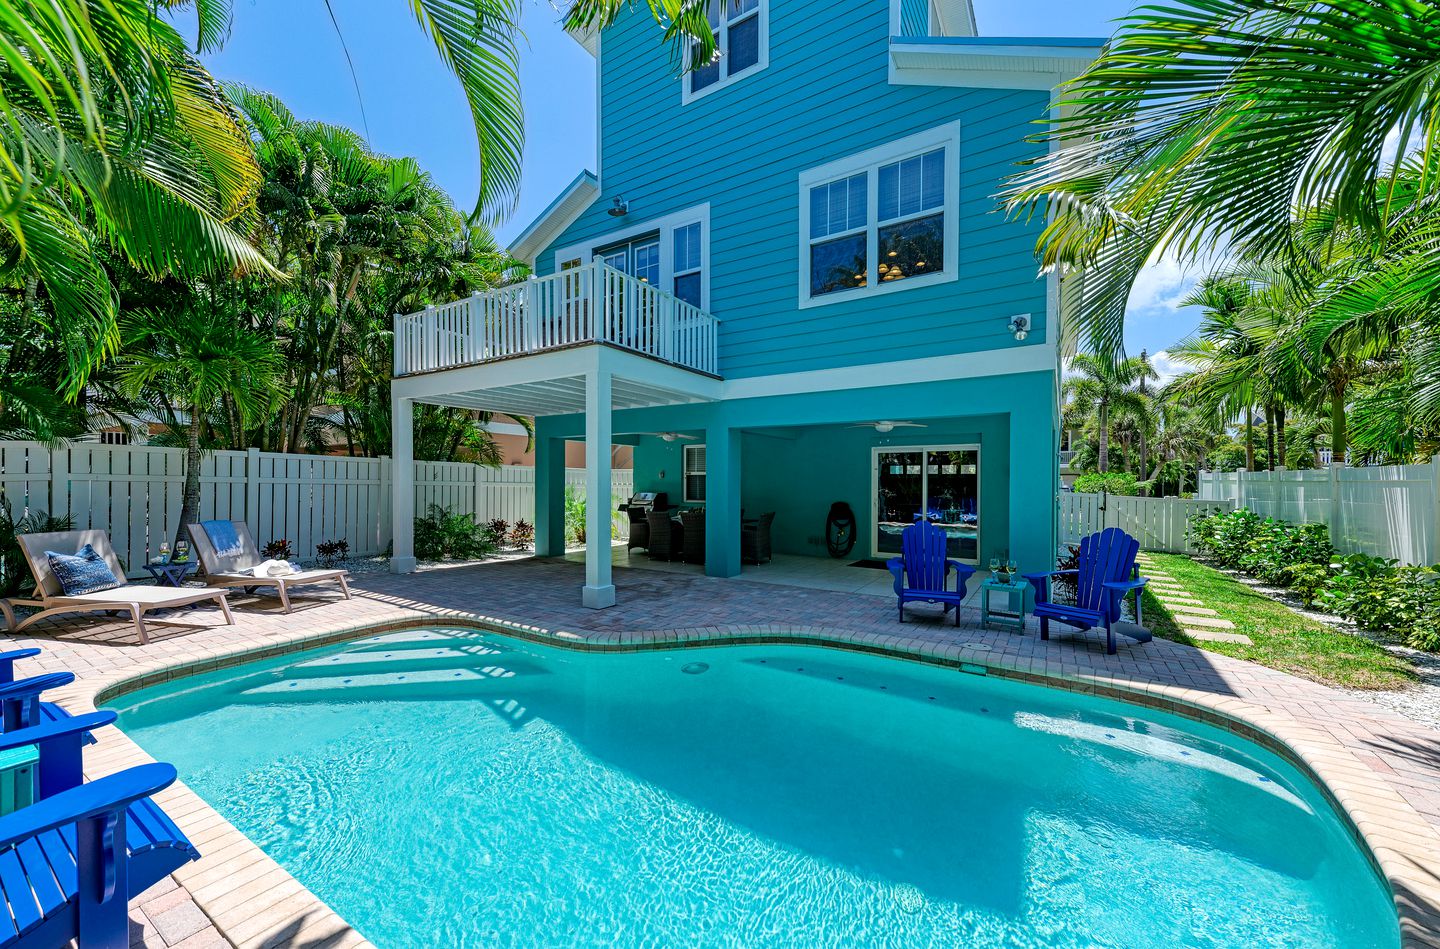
left=245, top=447, right=261, bottom=538
left=1431, top=453, right=1440, bottom=565
left=391, top=394, right=416, bottom=573
left=582, top=368, right=615, bottom=608
left=1329, top=460, right=1344, bottom=547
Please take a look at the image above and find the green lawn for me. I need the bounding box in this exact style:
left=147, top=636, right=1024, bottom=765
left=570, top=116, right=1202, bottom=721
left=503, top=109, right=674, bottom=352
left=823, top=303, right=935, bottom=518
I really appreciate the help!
left=1139, top=552, right=1416, bottom=691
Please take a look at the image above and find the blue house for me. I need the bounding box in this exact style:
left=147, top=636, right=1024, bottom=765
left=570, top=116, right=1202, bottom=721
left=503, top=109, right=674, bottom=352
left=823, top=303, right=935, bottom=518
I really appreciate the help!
left=389, top=0, right=1101, bottom=607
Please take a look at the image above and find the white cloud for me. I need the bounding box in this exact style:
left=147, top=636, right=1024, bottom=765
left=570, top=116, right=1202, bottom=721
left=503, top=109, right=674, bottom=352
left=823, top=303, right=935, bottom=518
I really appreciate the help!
left=1148, top=349, right=1191, bottom=387
left=1126, top=253, right=1196, bottom=320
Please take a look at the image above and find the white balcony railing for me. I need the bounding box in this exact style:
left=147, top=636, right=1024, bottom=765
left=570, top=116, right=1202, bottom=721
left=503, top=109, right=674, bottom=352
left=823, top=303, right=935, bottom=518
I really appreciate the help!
left=393, top=260, right=720, bottom=377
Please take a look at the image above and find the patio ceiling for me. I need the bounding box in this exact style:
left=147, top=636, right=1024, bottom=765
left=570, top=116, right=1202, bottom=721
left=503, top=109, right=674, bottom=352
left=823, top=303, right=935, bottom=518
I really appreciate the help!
left=392, top=344, right=722, bottom=418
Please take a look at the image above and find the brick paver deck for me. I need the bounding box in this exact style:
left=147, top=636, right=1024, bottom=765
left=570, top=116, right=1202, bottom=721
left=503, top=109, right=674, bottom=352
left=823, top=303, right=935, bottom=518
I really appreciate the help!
left=8, top=556, right=1440, bottom=948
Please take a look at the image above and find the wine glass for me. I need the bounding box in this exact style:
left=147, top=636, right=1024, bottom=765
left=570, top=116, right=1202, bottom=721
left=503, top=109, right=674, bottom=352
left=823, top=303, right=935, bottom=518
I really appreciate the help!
left=1006, top=559, right=1018, bottom=580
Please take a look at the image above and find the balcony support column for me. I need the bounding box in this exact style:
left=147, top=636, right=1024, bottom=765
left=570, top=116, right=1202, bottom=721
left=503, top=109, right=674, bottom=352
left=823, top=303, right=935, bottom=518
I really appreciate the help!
left=535, top=426, right=567, bottom=557
left=390, top=393, right=416, bottom=574
left=582, top=367, right=616, bottom=608
left=704, top=423, right=742, bottom=578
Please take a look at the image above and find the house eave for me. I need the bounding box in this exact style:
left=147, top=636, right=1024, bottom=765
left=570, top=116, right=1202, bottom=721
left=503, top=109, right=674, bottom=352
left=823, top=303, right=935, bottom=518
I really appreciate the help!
left=508, top=171, right=600, bottom=266
left=889, top=36, right=1104, bottom=90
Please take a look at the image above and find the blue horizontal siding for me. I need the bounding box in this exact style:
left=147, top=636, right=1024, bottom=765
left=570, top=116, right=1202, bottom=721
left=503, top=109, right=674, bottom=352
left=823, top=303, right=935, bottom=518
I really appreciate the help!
left=536, top=0, right=1051, bottom=379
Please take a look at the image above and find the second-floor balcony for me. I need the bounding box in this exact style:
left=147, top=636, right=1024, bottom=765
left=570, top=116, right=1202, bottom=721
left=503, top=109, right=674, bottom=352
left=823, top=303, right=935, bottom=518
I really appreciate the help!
left=393, top=260, right=720, bottom=379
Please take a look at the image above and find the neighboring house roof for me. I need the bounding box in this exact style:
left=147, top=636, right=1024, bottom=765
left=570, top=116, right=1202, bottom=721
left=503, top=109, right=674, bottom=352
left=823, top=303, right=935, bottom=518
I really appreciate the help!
left=508, top=171, right=600, bottom=265
left=889, top=36, right=1105, bottom=89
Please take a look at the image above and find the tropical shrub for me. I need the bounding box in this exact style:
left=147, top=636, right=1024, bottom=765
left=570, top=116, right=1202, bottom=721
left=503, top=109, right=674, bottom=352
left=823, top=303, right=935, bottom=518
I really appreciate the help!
left=510, top=520, right=534, bottom=550
left=564, top=486, right=587, bottom=546
left=484, top=519, right=510, bottom=548
left=315, top=539, right=349, bottom=564
left=261, top=538, right=294, bottom=559
left=413, top=505, right=495, bottom=561
left=0, top=501, right=73, bottom=597
left=1190, top=508, right=1439, bottom=650
left=1073, top=472, right=1141, bottom=496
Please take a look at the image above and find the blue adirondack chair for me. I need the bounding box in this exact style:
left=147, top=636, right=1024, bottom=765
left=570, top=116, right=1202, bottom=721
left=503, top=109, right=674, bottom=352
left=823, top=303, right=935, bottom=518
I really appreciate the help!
left=0, top=763, right=187, bottom=948
left=0, top=649, right=94, bottom=744
left=1024, top=527, right=1152, bottom=655
left=888, top=517, right=977, bottom=626
left=0, top=711, right=199, bottom=948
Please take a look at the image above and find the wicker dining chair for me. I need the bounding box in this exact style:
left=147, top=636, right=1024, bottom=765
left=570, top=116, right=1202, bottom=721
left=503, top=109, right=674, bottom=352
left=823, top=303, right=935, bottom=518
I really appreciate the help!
left=681, top=508, right=706, bottom=565
left=646, top=511, right=681, bottom=561
left=741, top=512, right=775, bottom=565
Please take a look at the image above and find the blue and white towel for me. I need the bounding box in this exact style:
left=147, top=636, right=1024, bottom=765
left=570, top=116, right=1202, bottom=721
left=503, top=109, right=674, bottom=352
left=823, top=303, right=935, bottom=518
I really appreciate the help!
left=201, top=519, right=243, bottom=557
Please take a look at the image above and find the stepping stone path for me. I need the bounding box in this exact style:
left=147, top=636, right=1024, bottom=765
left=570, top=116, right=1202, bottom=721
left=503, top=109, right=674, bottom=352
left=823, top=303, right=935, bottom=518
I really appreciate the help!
left=1133, top=554, right=1254, bottom=646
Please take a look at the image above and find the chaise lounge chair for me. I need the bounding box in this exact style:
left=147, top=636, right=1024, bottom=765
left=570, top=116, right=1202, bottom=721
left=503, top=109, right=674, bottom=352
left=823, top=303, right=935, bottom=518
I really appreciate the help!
left=0, top=531, right=234, bottom=644
left=188, top=520, right=351, bottom=613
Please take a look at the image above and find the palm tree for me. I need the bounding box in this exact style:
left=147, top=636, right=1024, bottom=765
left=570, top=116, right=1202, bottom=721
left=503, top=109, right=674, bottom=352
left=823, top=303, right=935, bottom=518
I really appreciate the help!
left=1003, top=0, right=1440, bottom=358
left=117, top=308, right=284, bottom=548
left=1064, top=354, right=1151, bottom=473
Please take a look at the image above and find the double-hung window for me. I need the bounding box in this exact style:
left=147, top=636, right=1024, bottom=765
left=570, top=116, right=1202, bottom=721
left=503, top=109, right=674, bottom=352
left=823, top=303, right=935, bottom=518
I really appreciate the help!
left=673, top=222, right=703, bottom=307
left=687, top=0, right=766, bottom=101
left=798, top=123, right=960, bottom=306
left=683, top=444, right=707, bottom=503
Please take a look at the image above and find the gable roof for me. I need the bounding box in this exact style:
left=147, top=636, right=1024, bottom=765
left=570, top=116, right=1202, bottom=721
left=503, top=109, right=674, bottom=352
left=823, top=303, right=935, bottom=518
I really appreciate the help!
left=508, top=171, right=600, bottom=265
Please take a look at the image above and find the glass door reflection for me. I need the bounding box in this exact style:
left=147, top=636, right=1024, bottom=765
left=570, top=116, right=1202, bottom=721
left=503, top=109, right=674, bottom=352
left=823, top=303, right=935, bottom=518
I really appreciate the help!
left=873, top=445, right=980, bottom=562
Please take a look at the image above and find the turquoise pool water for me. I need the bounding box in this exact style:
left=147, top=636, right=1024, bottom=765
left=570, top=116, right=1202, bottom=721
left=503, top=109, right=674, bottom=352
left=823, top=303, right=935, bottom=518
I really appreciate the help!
left=111, top=627, right=1397, bottom=948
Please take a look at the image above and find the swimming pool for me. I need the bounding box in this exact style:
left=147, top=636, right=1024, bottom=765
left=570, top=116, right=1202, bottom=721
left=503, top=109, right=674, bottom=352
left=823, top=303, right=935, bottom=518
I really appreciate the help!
left=111, top=626, right=1398, bottom=948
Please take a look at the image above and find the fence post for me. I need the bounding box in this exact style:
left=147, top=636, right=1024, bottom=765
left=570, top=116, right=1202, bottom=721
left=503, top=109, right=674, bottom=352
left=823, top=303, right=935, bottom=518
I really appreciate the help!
left=379, top=455, right=393, bottom=555
left=48, top=444, right=69, bottom=523
left=245, top=447, right=261, bottom=533
left=1329, top=461, right=1344, bottom=547
left=1431, top=454, right=1440, bottom=564
left=473, top=464, right=483, bottom=524
left=1234, top=468, right=1247, bottom=511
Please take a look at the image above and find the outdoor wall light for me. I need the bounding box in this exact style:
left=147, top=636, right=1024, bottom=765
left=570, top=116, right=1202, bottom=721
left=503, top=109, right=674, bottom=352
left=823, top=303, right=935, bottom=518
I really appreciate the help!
left=608, top=196, right=629, bottom=217
left=1008, top=315, right=1030, bottom=341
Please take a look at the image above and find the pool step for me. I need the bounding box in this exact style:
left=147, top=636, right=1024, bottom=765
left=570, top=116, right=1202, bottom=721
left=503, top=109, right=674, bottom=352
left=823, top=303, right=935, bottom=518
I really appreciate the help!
left=284, top=645, right=527, bottom=677
left=238, top=665, right=542, bottom=709
left=342, top=630, right=503, bottom=655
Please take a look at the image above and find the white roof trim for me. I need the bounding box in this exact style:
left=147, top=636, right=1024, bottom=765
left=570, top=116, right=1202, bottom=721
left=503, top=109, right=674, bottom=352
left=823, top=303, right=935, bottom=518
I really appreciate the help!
left=889, top=39, right=1102, bottom=90
left=566, top=20, right=598, bottom=55
left=508, top=171, right=599, bottom=265
left=934, top=0, right=978, bottom=36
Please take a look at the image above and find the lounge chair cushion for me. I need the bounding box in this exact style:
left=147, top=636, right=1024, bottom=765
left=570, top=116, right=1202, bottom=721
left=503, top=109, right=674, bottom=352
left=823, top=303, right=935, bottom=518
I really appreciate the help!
left=43, top=545, right=121, bottom=596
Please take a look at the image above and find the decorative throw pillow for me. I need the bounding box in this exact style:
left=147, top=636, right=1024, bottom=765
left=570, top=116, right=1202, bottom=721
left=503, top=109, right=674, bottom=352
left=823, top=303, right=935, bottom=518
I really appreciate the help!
left=45, top=544, right=121, bottom=596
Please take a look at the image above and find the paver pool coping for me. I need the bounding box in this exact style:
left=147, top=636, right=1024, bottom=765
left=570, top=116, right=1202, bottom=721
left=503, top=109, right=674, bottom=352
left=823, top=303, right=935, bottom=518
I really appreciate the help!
left=55, top=606, right=1440, bottom=949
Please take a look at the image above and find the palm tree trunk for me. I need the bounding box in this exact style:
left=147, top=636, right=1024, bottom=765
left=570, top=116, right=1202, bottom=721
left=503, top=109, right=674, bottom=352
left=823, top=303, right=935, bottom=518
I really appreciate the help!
left=1330, top=382, right=1348, bottom=464
left=1245, top=411, right=1255, bottom=471
left=175, top=409, right=203, bottom=549
left=1264, top=404, right=1275, bottom=471
left=1098, top=402, right=1110, bottom=473
left=1276, top=404, right=1286, bottom=468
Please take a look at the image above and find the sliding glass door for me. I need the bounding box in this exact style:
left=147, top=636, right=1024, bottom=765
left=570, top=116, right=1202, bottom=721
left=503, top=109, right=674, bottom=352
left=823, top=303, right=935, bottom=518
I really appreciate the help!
left=873, top=445, right=980, bottom=562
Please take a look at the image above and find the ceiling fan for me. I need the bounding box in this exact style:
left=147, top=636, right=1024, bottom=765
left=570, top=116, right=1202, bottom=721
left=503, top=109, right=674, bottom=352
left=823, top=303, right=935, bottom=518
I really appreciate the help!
left=849, top=420, right=927, bottom=434
left=645, top=432, right=698, bottom=442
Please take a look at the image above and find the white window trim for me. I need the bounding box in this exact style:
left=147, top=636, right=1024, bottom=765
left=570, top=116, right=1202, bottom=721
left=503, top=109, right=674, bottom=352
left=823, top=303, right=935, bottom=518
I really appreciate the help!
left=681, top=0, right=769, bottom=106
left=683, top=442, right=707, bottom=504
left=797, top=121, right=961, bottom=310
left=552, top=203, right=712, bottom=312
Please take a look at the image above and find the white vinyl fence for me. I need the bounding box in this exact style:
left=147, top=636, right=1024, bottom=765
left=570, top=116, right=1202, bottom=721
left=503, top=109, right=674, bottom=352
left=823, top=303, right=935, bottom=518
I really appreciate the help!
left=1198, top=460, right=1440, bottom=565
left=0, top=441, right=632, bottom=577
left=1059, top=493, right=1235, bottom=554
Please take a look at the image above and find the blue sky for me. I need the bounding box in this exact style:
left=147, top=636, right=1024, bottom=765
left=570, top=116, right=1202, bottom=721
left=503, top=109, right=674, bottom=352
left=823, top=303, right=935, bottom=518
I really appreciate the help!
left=198, top=0, right=1198, bottom=362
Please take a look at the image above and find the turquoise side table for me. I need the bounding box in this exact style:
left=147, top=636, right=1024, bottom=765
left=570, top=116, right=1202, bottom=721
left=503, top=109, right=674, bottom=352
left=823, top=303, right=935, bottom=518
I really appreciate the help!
left=0, top=744, right=38, bottom=815
left=980, top=578, right=1030, bottom=630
